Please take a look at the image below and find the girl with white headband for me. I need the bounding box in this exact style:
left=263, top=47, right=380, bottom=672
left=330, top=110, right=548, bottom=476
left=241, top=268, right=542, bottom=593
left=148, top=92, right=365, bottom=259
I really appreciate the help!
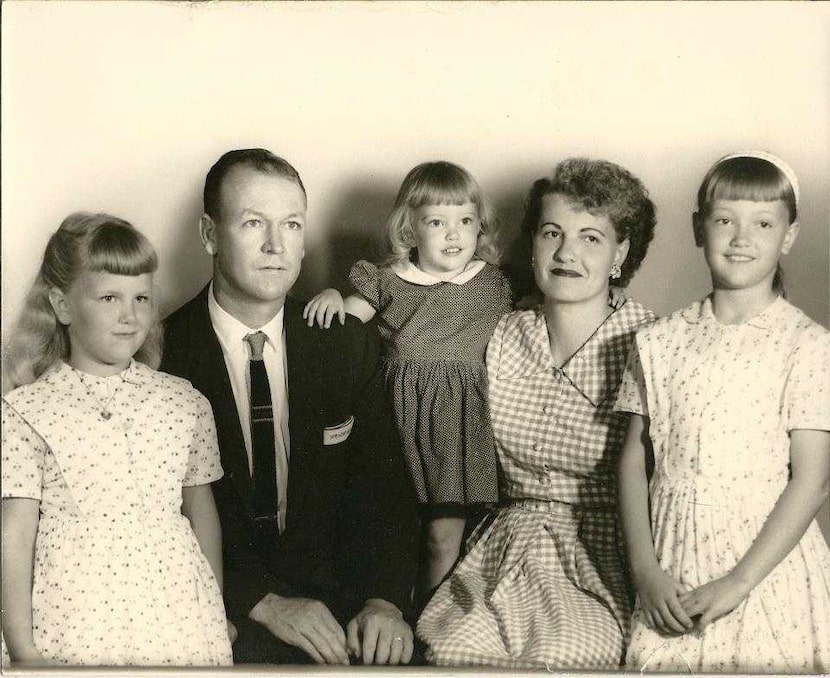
left=615, top=152, right=830, bottom=672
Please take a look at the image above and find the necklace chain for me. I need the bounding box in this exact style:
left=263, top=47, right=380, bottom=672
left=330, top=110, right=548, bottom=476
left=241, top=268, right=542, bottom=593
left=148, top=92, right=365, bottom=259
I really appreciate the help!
left=72, top=368, right=124, bottom=420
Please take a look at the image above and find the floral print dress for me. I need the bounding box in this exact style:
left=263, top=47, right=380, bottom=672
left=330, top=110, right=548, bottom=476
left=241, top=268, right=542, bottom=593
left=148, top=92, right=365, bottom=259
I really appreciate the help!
left=2, top=360, right=233, bottom=666
left=616, top=296, right=830, bottom=673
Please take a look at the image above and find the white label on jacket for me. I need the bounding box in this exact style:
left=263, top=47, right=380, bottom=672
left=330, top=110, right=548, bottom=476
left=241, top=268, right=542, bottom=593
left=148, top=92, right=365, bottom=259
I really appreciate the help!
left=323, top=416, right=354, bottom=445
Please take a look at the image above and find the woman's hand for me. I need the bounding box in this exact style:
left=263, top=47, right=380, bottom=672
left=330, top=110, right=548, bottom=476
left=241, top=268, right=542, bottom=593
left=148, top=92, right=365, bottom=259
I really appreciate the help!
left=303, top=289, right=345, bottom=328
left=633, top=565, right=694, bottom=635
left=227, top=619, right=238, bottom=645
left=679, top=574, right=748, bottom=632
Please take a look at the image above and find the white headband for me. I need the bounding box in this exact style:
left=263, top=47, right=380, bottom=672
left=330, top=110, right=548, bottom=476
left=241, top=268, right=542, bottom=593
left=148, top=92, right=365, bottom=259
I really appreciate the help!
left=715, top=150, right=800, bottom=208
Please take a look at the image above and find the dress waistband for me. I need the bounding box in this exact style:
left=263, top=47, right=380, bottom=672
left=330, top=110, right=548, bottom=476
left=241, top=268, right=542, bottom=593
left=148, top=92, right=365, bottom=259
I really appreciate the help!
left=40, top=511, right=184, bottom=527
left=653, top=472, right=786, bottom=509
left=505, top=498, right=615, bottom=514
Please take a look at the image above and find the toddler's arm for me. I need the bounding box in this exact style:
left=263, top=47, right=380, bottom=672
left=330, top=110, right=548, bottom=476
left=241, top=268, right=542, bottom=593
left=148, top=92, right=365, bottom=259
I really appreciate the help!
left=617, top=414, right=693, bottom=635
left=1, top=498, right=47, bottom=665
left=304, top=290, right=376, bottom=328
left=182, top=483, right=223, bottom=591
left=680, top=429, right=830, bottom=631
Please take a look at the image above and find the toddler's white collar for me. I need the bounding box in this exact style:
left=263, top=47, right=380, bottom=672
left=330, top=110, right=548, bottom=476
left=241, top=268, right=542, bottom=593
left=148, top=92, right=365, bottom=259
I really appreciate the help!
left=391, top=259, right=486, bottom=286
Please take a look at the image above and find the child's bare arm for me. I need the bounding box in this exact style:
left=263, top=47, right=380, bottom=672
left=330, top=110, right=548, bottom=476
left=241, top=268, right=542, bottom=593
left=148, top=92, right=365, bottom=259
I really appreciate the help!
left=617, top=414, right=693, bottom=634
left=343, top=294, right=376, bottom=323
left=1, top=498, right=46, bottom=664
left=304, top=291, right=376, bottom=328
left=182, top=484, right=223, bottom=592
left=680, top=429, right=830, bottom=631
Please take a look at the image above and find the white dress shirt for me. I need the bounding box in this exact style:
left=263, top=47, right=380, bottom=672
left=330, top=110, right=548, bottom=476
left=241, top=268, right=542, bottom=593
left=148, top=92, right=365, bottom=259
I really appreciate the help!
left=207, top=283, right=290, bottom=532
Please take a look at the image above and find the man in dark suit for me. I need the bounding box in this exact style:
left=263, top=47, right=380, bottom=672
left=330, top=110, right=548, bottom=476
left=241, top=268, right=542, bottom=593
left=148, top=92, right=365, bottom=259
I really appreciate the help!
left=160, top=149, right=418, bottom=665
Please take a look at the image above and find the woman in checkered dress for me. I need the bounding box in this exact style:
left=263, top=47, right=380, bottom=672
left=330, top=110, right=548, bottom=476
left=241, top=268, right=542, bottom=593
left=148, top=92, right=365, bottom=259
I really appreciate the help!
left=417, top=158, right=656, bottom=669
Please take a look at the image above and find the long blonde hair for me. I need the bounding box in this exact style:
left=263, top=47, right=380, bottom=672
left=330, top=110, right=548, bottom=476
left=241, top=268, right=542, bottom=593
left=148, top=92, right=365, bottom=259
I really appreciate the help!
left=3, top=212, right=162, bottom=393
left=384, top=161, right=501, bottom=266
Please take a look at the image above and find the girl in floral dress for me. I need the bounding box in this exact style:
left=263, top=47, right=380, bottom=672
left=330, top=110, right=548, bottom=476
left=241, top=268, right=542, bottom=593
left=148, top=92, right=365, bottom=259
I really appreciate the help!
left=2, top=213, right=233, bottom=666
left=303, top=161, right=514, bottom=607
left=616, top=152, right=830, bottom=672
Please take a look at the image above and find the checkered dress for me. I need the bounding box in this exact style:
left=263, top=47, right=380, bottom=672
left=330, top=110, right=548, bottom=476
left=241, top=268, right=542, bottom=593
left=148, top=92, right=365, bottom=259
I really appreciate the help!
left=350, top=260, right=514, bottom=504
left=417, top=292, right=654, bottom=669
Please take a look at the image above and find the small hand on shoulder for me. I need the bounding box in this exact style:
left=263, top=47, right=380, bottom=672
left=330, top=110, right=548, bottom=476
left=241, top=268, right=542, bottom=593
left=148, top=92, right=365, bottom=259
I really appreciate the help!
left=303, top=289, right=345, bottom=328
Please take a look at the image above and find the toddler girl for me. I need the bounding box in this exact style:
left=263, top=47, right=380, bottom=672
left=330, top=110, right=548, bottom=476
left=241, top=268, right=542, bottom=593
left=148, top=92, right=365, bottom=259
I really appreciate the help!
left=616, top=152, right=830, bottom=672
left=303, top=161, right=513, bottom=605
left=2, top=213, right=233, bottom=666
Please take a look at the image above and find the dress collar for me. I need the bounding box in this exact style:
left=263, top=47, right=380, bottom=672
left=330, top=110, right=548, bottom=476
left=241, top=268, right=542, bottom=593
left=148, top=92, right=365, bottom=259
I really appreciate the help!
left=495, top=289, right=652, bottom=407
left=390, top=259, right=486, bottom=286
left=680, top=294, right=786, bottom=330
left=207, top=281, right=284, bottom=356
left=50, top=358, right=152, bottom=386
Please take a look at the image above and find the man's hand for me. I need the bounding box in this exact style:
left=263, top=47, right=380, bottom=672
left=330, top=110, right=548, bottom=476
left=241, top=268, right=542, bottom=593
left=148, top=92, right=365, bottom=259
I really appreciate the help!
left=248, top=593, right=349, bottom=665
left=346, top=598, right=413, bottom=665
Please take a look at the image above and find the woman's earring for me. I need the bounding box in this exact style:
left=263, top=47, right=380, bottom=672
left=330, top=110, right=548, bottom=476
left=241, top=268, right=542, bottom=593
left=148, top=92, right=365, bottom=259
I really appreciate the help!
left=531, top=256, right=536, bottom=264
left=610, top=263, right=622, bottom=279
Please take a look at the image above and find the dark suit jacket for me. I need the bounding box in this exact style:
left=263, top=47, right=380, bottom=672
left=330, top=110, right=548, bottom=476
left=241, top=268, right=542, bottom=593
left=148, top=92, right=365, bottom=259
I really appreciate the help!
left=160, top=287, right=418, bottom=625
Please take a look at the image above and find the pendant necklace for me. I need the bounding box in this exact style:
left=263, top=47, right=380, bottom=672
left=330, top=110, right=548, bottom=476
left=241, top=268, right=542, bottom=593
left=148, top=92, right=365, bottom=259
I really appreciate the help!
left=72, top=368, right=124, bottom=420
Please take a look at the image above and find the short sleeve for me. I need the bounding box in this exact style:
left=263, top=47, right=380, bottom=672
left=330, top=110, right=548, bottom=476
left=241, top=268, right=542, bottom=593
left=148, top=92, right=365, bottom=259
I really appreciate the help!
left=183, top=391, right=224, bottom=486
left=614, top=338, right=649, bottom=416
left=785, top=326, right=830, bottom=432
left=2, top=399, right=46, bottom=500
left=348, top=260, right=382, bottom=310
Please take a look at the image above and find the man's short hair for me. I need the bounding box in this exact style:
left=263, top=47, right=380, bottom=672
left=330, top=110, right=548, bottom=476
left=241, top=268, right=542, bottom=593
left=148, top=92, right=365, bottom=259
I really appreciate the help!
left=203, top=148, right=306, bottom=221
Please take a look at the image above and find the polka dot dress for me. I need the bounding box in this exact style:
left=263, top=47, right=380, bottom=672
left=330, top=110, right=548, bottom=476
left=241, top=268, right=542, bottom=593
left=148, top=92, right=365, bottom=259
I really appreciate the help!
left=417, top=293, right=654, bottom=669
left=1, top=360, right=233, bottom=666
left=350, top=260, right=514, bottom=505
left=616, top=296, right=830, bottom=673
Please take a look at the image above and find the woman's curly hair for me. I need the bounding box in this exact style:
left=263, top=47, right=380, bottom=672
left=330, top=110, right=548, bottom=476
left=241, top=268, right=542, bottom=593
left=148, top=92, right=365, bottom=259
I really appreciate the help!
left=521, top=157, right=656, bottom=287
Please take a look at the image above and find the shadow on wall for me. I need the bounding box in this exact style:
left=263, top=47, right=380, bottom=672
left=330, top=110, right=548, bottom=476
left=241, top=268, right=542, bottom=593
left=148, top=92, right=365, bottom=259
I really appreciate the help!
left=492, top=186, right=534, bottom=301
left=294, top=177, right=397, bottom=301
left=296, top=173, right=542, bottom=302
left=159, top=187, right=212, bottom=318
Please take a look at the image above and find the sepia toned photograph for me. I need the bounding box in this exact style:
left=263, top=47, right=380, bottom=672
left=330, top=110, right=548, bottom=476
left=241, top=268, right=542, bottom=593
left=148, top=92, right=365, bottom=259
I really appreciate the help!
left=2, top=1, right=829, bottom=674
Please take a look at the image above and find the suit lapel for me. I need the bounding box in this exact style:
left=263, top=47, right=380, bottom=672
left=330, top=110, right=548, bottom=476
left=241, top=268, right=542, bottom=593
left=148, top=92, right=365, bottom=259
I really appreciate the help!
left=283, top=297, right=318, bottom=528
left=187, top=288, right=252, bottom=501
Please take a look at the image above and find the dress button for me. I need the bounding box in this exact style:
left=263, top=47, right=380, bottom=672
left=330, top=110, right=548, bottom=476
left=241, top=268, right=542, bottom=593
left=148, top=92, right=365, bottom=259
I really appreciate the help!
left=542, top=405, right=552, bottom=415
left=532, top=442, right=541, bottom=452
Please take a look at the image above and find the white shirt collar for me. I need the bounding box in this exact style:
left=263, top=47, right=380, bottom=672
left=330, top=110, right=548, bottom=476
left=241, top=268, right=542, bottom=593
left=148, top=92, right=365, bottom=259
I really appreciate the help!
left=207, top=281, right=284, bottom=356
left=390, top=259, right=486, bottom=286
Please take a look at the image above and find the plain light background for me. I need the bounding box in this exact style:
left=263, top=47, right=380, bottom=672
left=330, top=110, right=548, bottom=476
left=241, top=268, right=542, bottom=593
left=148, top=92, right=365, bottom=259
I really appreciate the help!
left=2, top=2, right=829, bottom=535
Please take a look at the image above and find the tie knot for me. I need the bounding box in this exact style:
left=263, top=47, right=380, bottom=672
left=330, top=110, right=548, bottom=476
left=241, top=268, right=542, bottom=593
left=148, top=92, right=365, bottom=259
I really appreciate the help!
left=245, top=332, right=268, bottom=360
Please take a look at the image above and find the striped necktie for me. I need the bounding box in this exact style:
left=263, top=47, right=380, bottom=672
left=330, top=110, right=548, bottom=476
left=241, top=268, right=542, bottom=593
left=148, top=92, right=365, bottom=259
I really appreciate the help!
left=244, top=331, right=278, bottom=522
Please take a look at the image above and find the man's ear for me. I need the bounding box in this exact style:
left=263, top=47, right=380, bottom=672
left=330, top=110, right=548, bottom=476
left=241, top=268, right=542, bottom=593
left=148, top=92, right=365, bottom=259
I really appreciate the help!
left=692, top=212, right=704, bottom=247
left=780, top=221, right=800, bottom=255
left=48, top=287, right=72, bottom=325
left=199, top=214, right=217, bottom=256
